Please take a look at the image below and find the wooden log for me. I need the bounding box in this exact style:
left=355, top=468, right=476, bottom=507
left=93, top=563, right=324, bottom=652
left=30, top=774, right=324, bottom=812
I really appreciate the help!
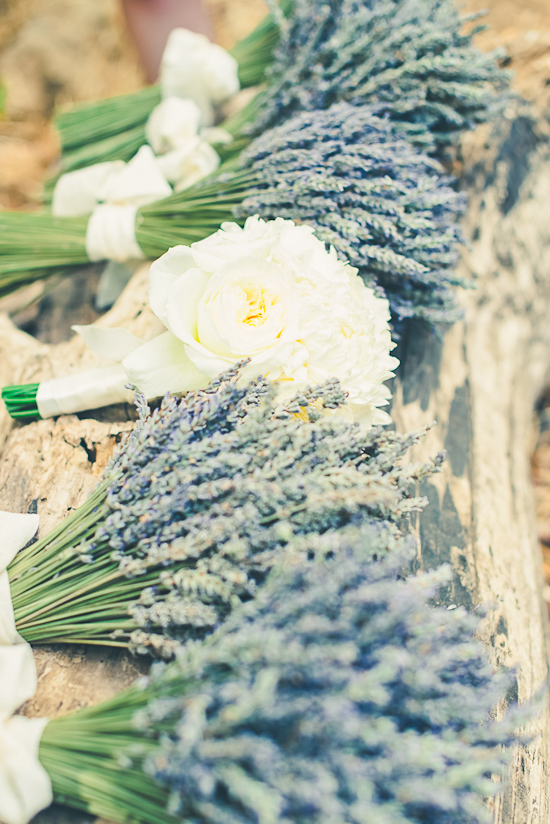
left=392, top=108, right=550, bottom=822
left=0, top=263, right=157, bottom=718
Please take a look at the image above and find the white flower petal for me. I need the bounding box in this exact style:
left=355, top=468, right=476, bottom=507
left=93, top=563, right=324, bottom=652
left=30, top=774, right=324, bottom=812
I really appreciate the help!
left=98, top=145, right=172, bottom=207
left=165, top=266, right=210, bottom=343
left=123, top=331, right=205, bottom=399
left=200, top=127, right=234, bottom=146
left=160, top=28, right=240, bottom=126
left=157, top=141, right=220, bottom=191
left=173, top=142, right=220, bottom=191
left=149, top=245, right=198, bottom=327
left=146, top=97, right=201, bottom=154
left=183, top=343, right=230, bottom=379
left=72, top=324, right=144, bottom=361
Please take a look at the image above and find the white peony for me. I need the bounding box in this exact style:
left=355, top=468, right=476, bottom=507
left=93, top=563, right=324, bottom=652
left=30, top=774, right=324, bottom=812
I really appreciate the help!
left=123, top=217, right=399, bottom=425
left=160, top=28, right=240, bottom=126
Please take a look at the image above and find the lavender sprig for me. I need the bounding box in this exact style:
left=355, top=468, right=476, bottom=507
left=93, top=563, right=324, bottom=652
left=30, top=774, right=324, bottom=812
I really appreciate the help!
left=251, top=0, right=509, bottom=153
left=235, top=103, right=467, bottom=324
left=10, top=367, right=443, bottom=655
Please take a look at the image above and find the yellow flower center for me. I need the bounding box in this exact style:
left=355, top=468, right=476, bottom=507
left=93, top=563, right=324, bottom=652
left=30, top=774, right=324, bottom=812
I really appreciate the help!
left=237, top=285, right=270, bottom=327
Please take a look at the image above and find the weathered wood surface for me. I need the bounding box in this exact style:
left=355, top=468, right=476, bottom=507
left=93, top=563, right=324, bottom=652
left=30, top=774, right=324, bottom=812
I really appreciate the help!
left=392, top=108, right=550, bottom=822
left=1, top=101, right=550, bottom=824
left=0, top=263, right=157, bottom=726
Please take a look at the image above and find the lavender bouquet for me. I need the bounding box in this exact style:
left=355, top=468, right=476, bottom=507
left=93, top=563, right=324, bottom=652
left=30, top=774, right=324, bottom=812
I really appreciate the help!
left=0, top=0, right=507, bottom=305
left=0, top=104, right=465, bottom=326
left=7, top=367, right=442, bottom=654
left=248, top=0, right=508, bottom=152
left=53, top=0, right=506, bottom=175
left=34, top=530, right=525, bottom=824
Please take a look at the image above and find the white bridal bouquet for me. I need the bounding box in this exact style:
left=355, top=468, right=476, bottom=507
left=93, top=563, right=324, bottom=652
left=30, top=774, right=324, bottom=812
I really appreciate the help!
left=12, top=217, right=399, bottom=425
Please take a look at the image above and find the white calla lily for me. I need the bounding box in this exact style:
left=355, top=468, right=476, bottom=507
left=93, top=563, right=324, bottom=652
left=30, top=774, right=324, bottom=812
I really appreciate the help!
left=123, top=330, right=205, bottom=400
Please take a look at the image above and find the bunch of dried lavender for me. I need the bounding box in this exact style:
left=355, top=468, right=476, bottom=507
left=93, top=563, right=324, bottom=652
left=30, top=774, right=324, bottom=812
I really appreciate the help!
left=9, top=366, right=442, bottom=655
left=248, top=0, right=508, bottom=153
left=233, top=102, right=467, bottom=324
left=0, top=103, right=467, bottom=326
left=40, top=529, right=526, bottom=824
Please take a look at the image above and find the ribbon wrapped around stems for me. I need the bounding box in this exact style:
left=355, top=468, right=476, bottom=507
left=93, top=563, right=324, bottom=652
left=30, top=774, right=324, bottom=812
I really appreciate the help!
left=0, top=511, right=53, bottom=824
left=52, top=118, right=222, bottom=263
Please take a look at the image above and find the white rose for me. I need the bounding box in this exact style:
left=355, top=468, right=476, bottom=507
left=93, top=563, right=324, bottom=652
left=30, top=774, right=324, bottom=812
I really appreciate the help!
left=160, top=28, right=240, bottom=126
left=146, top=97, right=202, bottom=155
left=123, top=217, right=399, bottom=425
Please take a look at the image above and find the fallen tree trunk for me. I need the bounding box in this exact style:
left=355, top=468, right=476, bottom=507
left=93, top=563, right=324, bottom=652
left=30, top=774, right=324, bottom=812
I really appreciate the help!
left=0, top=111, right=549, bottom=822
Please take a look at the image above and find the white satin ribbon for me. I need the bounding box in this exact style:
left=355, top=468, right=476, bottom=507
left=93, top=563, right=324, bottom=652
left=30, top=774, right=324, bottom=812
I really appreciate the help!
left=0, top=511, right=53, bottom=824
left=0, top=511, right=39, bottom=645
left=0, top=646, right=52, bottom=824
left=85, top=204, right=143, bottom=262
left=52, top=146, right=172, bottom=263
left=36, top=363, right=135, bottom=418
left=51, top=160, right=126, bottom=217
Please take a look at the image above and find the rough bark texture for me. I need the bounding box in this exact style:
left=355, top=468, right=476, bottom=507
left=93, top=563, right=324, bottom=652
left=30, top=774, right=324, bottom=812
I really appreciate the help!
left=0, top=263, right=156, bottom=731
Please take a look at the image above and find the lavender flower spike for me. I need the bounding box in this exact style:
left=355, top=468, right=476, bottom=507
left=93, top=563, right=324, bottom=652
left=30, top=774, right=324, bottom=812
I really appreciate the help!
left=253, top=0, right=509, bottom=152
left=139, top=528, right=527, bottom=824
left=236, top=103, right=467, bottom=325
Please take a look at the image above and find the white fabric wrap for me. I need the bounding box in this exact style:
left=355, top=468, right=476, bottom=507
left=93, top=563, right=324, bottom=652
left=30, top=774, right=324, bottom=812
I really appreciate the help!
left=85, top=203, right=143, bottom=262
left=53, top=146, right=172, bottom=263
left=0, top=511, right=39, bottom=645
left=0, top=511, right=53, bottom=824
left=36, top=363, right=134, bottom=418
left=51, top=161, right=126, bottom=217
